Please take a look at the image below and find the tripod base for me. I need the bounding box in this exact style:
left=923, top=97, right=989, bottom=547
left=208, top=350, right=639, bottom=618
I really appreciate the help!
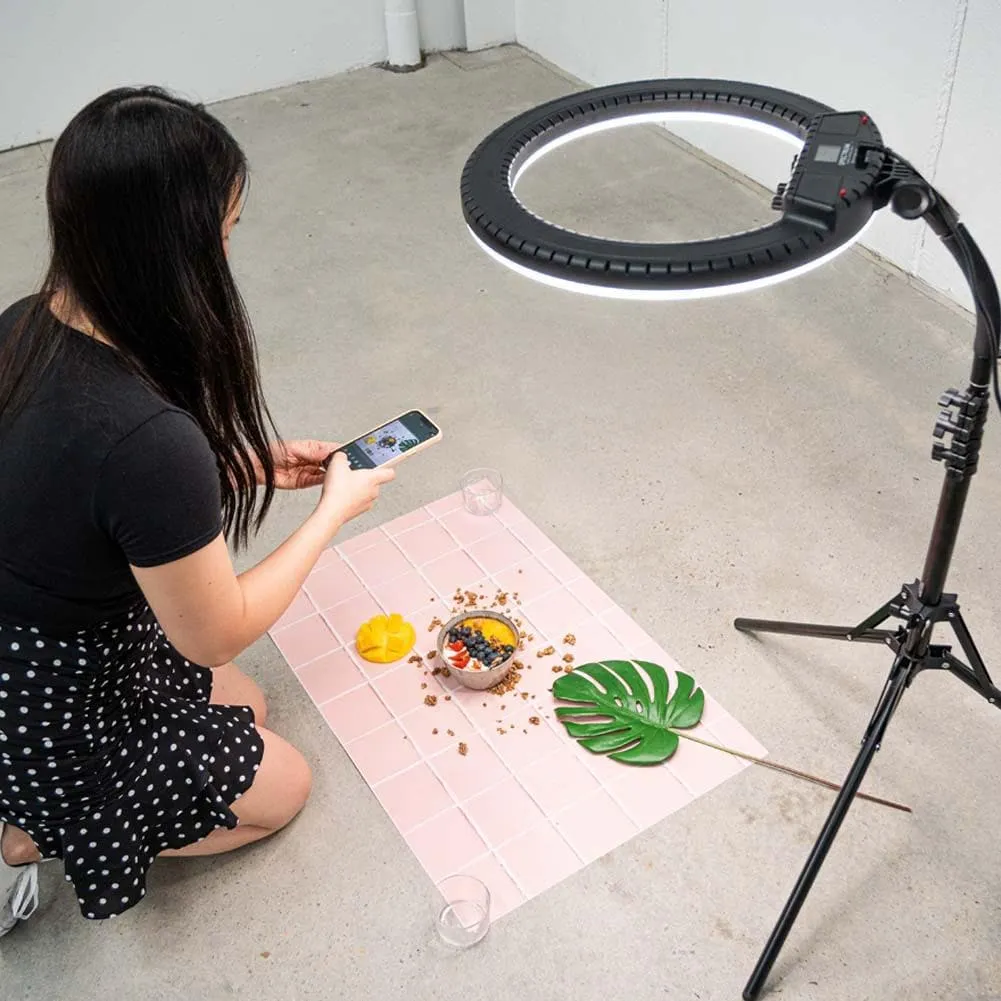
left=739, top=582, right=1000, bottom=1001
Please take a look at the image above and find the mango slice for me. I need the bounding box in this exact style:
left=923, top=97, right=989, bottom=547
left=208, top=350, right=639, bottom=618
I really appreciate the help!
left=355, top=613, right=416, bottom=664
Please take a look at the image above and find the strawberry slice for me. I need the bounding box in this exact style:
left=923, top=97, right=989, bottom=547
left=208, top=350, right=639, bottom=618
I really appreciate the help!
left=453, top=651, right=471, bottom=668
left=447, top=640, right=465, bottom=652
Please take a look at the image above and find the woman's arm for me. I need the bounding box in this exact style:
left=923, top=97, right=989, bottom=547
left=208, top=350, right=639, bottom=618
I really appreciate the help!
left=132, top=453, right=393, bottom=667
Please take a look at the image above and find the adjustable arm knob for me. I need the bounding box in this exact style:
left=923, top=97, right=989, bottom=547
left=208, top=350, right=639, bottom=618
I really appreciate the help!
left=934, top=413, right=962, bottom=438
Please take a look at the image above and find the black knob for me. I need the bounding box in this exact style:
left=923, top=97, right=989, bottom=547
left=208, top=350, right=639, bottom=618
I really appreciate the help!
left=934, top=412, right=961, bottom=438
left=890, top=182, right=933, bottom=220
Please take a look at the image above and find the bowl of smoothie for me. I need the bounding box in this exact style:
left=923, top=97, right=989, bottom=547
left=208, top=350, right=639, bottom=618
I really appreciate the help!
left=437, top=610, right=520, bottom=690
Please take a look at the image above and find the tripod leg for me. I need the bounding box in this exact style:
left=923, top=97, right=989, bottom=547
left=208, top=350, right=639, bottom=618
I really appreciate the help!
left=851, top=600, right=899, bottom=634
left=733, top=619, right=894, bottom=643
left=743, top=656, right=912, bottom=1001
left=947, top=610, right=1000, bottom=697
left=735, top=600, right=898, bottom=645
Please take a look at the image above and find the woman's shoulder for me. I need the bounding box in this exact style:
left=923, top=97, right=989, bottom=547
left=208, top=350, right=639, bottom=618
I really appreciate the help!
left=93, top=381, right=209, bottom=462
left=0, top=294, right=36, bottom=318
left=0, top=295, right=37, bottom=338
left=1, top=294, right=210, bottom=453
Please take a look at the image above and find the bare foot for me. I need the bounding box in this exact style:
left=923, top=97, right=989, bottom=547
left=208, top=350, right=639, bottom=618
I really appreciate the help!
left=1, top=824, right=42, bottom=866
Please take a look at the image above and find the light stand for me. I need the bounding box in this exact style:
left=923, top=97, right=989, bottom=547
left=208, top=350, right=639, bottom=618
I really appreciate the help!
left=461, top=80, right=1001, bottom=998
left=737, top=177, right=1001, bottom=999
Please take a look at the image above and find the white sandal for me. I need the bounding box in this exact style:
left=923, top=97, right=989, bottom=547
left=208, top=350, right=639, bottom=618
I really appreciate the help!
left=0, top=823, right=40, bottom=938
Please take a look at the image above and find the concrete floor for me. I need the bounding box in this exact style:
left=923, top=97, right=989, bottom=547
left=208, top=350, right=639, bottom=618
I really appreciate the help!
left=2, top=45, right=1000, bottom=1001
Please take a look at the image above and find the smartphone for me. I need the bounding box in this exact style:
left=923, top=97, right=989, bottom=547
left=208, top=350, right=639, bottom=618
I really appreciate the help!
left=323, top=409, right=442, bottom=471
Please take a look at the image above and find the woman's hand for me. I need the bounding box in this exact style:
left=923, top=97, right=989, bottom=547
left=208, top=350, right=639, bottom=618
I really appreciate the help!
left=317, top=452, right=395, bottom=528
left=260, top=440, right=339, bottom=490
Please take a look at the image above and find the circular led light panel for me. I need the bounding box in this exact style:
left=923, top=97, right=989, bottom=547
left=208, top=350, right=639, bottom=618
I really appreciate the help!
left=461, top=79, right=886, bottom=299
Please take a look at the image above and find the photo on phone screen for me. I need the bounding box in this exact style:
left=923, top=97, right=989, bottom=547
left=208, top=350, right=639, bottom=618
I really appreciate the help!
left=337, top=410, right=440, bottom=469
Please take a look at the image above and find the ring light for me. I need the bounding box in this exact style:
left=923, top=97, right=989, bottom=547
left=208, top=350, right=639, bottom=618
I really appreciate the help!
left=461, top=79, right=888, bottom=298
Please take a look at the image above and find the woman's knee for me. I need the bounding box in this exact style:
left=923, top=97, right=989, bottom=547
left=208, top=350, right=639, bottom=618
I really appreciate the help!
left=277, top=741, right=312, bottom=821
left=0, top=824, right=42, bottom=866
left=231, top=727, right=312, bottom=832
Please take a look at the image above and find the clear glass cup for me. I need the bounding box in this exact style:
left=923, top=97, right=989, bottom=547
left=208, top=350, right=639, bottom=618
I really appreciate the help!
left=461, top=468, right=503, bottom=516
left=434, top=874, right=491, bottom=947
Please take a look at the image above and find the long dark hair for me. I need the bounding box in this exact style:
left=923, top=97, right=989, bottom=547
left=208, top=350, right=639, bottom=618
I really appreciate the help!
left=0, top=86, right=275, bottom=548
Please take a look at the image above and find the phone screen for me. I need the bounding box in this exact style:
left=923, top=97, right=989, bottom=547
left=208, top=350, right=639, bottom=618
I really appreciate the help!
left=337, top=411, right=440, bottom=469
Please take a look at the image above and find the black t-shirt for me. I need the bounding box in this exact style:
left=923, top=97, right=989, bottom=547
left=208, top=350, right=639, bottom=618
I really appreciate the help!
left=0, top=297, right=223, bottom=633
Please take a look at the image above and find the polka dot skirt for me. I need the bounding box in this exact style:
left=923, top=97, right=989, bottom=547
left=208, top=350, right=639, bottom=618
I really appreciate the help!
left=0, top=602, right=264, bottom=920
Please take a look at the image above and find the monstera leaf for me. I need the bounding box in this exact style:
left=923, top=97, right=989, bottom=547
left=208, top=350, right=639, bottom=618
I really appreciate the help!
left=552, top=661, right=913, bottom=813
left=552, top=660, right=704, bottom=765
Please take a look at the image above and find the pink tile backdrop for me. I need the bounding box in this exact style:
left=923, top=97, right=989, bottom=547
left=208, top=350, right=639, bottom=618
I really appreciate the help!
left=269, top=492, right=765, bottom=920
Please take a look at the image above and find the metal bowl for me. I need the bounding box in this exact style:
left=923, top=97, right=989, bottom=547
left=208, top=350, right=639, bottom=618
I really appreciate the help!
left=436, top=609, right=520, bottom=691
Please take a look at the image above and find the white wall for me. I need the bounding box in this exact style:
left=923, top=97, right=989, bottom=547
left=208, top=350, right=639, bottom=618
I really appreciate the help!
left=418, top=0, right=467, bottom=54
left=0, top=0, right=467, bottom=151
left=516, top=0, right=665, bottom=83
left=463, top=0, right=515, bottom=51
left=515, top=0, right=995, bottom=310
left=916, top=0, right=999, bottom=306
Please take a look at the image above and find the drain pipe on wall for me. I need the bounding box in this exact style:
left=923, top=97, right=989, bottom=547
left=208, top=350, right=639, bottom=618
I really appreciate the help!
left=384, top=0, right=423, bottom=70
